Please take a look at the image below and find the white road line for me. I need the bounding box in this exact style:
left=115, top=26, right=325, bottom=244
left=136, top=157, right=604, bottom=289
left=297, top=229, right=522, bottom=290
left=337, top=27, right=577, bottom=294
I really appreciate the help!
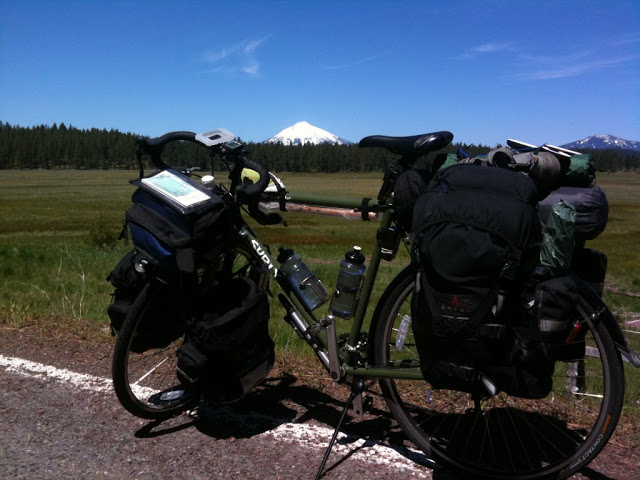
left=261, top=423, right=433, bottom=477
left=0, top=354, right=113, bottom=393
left=0, top=354, right=433, bottom=478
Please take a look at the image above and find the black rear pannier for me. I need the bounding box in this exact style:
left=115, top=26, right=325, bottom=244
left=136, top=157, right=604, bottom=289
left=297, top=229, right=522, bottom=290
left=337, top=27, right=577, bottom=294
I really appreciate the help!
left=534, top=274, right=586, bottom=362
left=176, top=277, right=274, bottom=403
left=107, top=249, right=184, bottom=353
left=411, top=164, right=553, bottom=398
left=393, top=165, right=430, bottom=231
left=571, top=247, right=607, bottom=296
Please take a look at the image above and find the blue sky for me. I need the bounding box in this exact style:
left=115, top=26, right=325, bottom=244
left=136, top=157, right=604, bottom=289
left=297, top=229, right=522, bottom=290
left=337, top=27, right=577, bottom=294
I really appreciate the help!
left=1, top=0, right=638, bottom=147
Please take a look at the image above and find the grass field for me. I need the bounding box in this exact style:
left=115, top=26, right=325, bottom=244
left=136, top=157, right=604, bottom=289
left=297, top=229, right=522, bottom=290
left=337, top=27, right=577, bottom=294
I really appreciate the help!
left=1, top=169, right=639, bottom=409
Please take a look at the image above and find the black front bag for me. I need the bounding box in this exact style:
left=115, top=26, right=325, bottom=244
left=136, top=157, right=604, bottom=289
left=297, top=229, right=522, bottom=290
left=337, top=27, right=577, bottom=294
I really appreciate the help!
left=106, top=249, right=184, bottom=353
left=125, top=170, right=227, bottom=273
left=411, top=163, right=553, bottom=398
left=176, top=277, right=274, bottom=403
left=106, top=169, right=228, bottom=352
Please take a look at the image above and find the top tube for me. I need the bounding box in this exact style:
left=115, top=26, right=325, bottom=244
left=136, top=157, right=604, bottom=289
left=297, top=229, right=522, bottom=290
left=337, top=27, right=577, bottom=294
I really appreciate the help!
left=281, top=191, right=393, bottom=221
left=285, top=192, right=371, bottom=210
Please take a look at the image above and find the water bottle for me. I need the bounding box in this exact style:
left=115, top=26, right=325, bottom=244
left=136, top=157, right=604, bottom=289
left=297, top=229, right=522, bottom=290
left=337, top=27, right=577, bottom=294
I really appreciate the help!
left=277, top=248, right=329, bottom=311
left=395, top=314, right=412, bottom=350
left=329, top=246, right=366, bottom=319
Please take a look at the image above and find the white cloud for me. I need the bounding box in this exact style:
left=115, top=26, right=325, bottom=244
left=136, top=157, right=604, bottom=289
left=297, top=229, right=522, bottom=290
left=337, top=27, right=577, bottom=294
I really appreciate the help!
left=321, top=54, right=383, bottom=71
left=242, top=62, right=260, bottom=76
left=456, top=42, right=516, bottom=59
left=202, top=36, right=270, bottom=77
left=470, top=42, right=515, bottom=54
left=514, top=53, right=639, bottom=80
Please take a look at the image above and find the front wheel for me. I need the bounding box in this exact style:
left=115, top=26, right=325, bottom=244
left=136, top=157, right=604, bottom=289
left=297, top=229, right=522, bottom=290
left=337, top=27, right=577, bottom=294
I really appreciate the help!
left=369, top=264, right=625, bottom=480
left=112, top=243, right=269, bottom=420
left=112, top=282, right=196, bottom=419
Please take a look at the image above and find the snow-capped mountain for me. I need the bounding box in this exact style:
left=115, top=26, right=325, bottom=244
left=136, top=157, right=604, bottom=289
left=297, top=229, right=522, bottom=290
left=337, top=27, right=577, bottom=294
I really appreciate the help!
left=562, top=134, right=640, bottom=152
left=265, top=121, right=352, bottom=146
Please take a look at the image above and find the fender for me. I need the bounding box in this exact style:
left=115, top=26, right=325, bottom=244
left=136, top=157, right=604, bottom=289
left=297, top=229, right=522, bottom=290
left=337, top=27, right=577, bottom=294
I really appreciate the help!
left=575, top=276, right=640, bottom=367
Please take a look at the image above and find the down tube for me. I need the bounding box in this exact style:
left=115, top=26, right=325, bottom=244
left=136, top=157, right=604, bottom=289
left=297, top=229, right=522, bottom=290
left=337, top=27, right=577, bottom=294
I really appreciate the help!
left=239, top=227, right=328, bottom=346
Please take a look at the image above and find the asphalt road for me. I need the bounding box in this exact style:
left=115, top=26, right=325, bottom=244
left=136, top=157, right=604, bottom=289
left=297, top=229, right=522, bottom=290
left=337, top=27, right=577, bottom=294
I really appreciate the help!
left=0, top=349, right=439, bottom=480
left=1, top=328, right=636, bottom=480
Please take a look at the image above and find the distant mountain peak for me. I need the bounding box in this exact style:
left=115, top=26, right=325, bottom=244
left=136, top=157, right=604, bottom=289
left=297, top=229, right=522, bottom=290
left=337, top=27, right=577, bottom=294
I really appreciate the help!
left=265, top=121, right=352, bottom=145
left=562, top=134, right=640, bottom=151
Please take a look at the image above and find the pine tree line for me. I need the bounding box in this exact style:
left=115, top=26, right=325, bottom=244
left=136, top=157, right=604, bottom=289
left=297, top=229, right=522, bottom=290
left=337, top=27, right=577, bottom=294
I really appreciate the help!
left=1, top=122, right=638, bottom=172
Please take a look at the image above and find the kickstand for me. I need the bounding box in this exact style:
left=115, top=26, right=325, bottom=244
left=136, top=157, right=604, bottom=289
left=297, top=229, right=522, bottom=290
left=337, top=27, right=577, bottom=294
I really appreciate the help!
left=315, top=378, right=364, bottom=480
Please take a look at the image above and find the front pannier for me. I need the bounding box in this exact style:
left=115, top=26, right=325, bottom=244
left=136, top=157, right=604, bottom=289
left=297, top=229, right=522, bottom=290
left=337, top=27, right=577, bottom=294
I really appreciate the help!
left=176, top=277, right=274, bottom=403
left=107, top=249, right=183, bottom=353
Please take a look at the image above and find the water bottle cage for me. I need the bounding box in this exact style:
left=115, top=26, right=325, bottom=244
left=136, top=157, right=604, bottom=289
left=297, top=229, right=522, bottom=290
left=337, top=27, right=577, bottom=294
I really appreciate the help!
left=299, top=275, right=329, bottom=299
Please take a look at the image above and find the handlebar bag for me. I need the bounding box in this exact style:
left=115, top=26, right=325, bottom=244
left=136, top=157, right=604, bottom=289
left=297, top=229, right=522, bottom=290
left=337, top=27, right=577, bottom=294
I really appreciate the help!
left=125, top=169, right=227, bottom=272
left=176, top=277, right=274, bottom=403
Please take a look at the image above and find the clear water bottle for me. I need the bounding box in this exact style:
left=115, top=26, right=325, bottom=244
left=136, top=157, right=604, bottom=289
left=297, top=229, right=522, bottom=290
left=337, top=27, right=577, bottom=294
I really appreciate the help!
left=395, top=314, right=412, bottom=350
left=277, top=248, right=329, bottom=311
left=329, top=246, right=366, bottom=319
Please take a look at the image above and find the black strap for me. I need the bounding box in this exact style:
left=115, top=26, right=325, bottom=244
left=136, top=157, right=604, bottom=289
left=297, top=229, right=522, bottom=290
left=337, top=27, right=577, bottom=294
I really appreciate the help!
left=360, top=198, right=371, bottom=221
left=279, top=189, right=287, bottom=211
left=118, top=218, right=129, bottom=245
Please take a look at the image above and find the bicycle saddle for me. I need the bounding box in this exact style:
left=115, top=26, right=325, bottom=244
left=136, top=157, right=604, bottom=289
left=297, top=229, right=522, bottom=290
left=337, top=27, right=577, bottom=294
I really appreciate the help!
left=359, top=131, right=454, bottom=160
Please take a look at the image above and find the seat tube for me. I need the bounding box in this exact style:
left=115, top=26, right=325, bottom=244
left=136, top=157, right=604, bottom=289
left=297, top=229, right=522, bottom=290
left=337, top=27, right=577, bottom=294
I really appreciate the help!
left=347, top=207, right=394, bottom=351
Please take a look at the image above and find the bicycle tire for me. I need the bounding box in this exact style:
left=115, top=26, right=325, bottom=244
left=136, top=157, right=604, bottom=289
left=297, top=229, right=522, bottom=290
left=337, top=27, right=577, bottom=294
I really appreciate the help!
left=369, top=264, right=625, bottom=480
left=112, top=243, right=269, bottom=420
left=112, top=281, right=194, bottom=419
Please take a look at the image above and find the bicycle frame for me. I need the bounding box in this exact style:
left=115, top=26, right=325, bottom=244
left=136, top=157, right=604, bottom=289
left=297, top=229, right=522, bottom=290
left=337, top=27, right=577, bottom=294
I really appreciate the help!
left=240, top=189, right=424, bottom=383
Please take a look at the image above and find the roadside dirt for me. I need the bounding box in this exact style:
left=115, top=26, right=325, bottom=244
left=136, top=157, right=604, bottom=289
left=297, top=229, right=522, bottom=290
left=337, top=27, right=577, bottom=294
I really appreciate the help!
left=1, top=325, right=638, bottom=479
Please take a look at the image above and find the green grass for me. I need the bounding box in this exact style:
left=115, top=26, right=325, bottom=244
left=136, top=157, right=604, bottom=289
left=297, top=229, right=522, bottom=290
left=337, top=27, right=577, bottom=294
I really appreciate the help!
left=1, top=169, right=639, bottom=409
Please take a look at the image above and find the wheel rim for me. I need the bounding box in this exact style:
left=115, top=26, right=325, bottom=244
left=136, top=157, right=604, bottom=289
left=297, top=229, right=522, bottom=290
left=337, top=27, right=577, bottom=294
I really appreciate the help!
left=123, top=336, right=193, bottom=413
left=378, top=279, right=618, bottom=479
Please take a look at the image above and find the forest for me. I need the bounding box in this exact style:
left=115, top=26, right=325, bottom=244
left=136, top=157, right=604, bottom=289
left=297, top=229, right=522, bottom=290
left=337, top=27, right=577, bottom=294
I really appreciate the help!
left=1, top=122, right=639, bottom=173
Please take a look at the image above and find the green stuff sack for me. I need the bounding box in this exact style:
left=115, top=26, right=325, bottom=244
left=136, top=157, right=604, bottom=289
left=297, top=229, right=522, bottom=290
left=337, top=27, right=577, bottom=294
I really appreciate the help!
left=435, top=152, right=459, bottom=171
left=562, top=154, right=595, bottom=187
left=540, top=200, right=576, bottom=275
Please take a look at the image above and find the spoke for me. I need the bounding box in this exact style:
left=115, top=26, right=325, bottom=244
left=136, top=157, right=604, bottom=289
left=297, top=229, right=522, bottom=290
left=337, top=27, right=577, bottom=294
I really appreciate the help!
left=132, top=356, right=169, bottom=386
left=502, top=404, right=534, bottom=471
left=569, top=392, right=604, bottom=399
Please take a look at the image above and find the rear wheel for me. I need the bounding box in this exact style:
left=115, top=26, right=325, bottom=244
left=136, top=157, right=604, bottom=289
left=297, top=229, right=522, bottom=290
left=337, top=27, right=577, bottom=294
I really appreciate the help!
left=111, top=243, right=268, bottom=419
left=370, top=265, right=625, bottom=480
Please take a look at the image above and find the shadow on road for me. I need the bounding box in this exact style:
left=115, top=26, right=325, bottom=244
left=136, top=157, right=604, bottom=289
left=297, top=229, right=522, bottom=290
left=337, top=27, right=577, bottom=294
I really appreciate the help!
left=133, top=370, right=620, bottom=480
left=134, top=371, right=446, bottom=476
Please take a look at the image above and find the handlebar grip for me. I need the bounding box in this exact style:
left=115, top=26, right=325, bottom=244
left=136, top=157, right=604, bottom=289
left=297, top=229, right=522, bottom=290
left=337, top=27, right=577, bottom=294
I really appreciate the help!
left=137, top=131, right=198, bottom=170
left=235, top=157, right=270, bottom=202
